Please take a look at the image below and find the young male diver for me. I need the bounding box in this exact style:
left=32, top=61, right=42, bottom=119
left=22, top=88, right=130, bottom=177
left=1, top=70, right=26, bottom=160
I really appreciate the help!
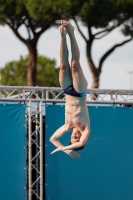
left=50, top=20, right=90, bottom=158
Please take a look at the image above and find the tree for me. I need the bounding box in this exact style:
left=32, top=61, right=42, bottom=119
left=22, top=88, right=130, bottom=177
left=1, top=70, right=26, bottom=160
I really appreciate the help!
left=0, top=0, right=66, bottom=86
left=119, top=0, right=133, bottom=38
left=65, top=0, right=133, bottom=91
left=0, top=55, right=60, bottom=87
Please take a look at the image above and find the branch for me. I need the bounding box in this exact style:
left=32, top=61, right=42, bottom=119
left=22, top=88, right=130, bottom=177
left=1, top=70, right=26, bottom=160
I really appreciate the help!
left=98, top=37, right=133, bottom=73
left=16, top=16, right=27, bottom=30
left=6, top=18, right=30, bottom=42
left=22, top=18, right=31, bottom=39
left=94, top=20, right=128, bottom=39
left=13, top=29, right=27, bottom=44
left=7, top=23, right=27, bottom=45
left=24, top=24, right=31, bottom=39
left=73, top=17, right=88, bottom=42
left=35, top=24, right=50, bottom=39
left=16, top=21, right=23, bottom=30
left=95, top=32, right=113, bottom=39
left=27, top=17, right=36, bottom=36
left=94, top=27, right=114, bottom=37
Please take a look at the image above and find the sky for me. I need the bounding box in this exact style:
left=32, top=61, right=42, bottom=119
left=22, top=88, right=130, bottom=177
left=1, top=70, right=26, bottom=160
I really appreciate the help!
left=0, top=21, right=133, bottom=90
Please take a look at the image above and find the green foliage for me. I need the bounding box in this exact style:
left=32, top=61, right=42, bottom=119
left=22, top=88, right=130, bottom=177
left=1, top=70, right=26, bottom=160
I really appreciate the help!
left=65, top=0, right=133, bottom=34
left=78, top=0, right=118, bottom=27
left=0, top=55, right=60, bottom=87
left=36, top=55, right=60, bottom=87
left=26, top=0, right=69, bottom=23
left=0, top=0, right=70, bottom=86
left=117, top=0, right=133, bottom=37
left=0, top=0, right=70, bottom=29
left=0, top=0, right=27, bottom=26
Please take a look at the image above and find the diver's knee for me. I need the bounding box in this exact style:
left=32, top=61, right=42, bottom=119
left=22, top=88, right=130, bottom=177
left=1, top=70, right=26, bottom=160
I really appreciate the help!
left=60, top=61, right=69, bottom=71
left=71, top=60, right=79, bottom=71
left=60, top=61, right=65, bottom=70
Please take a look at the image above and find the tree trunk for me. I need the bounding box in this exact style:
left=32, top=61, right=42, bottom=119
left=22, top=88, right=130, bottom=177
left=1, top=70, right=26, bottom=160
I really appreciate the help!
left=74, top=21, right=133, bottom=101
left=91, top=75, right=99, bottom=88
left=86, top=40, right=100, bottom=100
left=27, top=43, right=37, bottom=86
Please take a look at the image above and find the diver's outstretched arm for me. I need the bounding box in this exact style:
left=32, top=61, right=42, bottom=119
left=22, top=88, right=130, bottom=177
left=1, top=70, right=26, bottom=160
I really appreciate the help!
left=50, top=125, right=80, bottom=158
left=49, top=125, right=67, bottom=148
left=51, top=127, right=90, bottom=152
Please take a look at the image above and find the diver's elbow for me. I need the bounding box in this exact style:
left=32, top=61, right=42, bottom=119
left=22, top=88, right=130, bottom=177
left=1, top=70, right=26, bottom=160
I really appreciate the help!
left=49, top=136, right=57, bottom=143
left=80, top=141, right=85, bottom=147
left=49, top=137, right=53, bottom=143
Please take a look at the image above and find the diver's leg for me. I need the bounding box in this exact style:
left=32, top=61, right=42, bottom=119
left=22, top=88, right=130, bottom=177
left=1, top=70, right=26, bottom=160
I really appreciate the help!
left=61, top=20, right=88, bottom=92
left=59, top=25, right=72, bottom=89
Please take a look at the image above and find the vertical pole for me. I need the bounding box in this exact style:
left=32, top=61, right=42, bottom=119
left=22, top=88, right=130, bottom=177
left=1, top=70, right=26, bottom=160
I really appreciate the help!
left=115, top=93, right=117, bottom=101
left=40, top=101, right=43, bottom=200
left=36, top=102, right=39, bottom=197
left=127, top=70, right=133, bottom=90
left=42, top=90, right=44, bottom=99
left=130, top=73, right=132, bottom=90
left=111, top=94, right=113, bottom=101
left=28, top=101, right=32, bottom=200
left=46, top=90, right=49, bottom=100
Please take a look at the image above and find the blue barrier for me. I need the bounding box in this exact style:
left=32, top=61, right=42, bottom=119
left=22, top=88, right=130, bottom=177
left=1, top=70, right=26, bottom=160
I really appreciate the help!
left=0, top=102, right=26, bottom=200
left=45, top=104, right=133, bottom=200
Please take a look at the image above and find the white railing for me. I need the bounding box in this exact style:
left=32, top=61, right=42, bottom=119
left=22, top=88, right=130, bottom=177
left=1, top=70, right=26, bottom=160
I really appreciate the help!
left=0, top=86, right=133, bottom=104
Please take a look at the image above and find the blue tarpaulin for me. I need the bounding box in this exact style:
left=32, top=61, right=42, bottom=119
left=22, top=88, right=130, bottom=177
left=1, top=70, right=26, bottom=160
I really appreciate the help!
left=0, top=102, right=26, bottom=200
left=45, top=104, right=133, bottom=200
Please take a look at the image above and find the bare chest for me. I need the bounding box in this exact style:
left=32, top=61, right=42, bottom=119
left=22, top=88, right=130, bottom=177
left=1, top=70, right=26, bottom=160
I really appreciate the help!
left=65, top=112, right=90, bottom=132
left=65, top=98, right=90, bottom=131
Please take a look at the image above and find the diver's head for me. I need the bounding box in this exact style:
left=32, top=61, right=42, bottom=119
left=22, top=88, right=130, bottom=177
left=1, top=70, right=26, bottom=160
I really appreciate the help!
left=69, top=127, right=84, bottom=151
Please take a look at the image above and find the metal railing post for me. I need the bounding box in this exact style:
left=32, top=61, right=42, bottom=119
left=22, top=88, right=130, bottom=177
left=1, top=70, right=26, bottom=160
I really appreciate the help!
left=36, top=102, right=39, bottom=198
left=46, top=90, right=49, bottom=100
left=40, top=101, right=43, bottom=200
left=28, top=101, right=32, bottom=200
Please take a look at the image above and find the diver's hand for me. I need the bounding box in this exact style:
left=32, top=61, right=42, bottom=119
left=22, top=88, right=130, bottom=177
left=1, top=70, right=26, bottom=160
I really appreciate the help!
left=50, top=146, right=63, bottom=154
left=50, top=147, right=80, bottom=159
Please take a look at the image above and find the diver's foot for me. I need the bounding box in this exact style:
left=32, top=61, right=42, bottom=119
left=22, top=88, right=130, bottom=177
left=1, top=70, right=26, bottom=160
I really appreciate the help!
left=60, top=20, right=74, bottom=35
left=59, top=25, right=67, bottom=37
